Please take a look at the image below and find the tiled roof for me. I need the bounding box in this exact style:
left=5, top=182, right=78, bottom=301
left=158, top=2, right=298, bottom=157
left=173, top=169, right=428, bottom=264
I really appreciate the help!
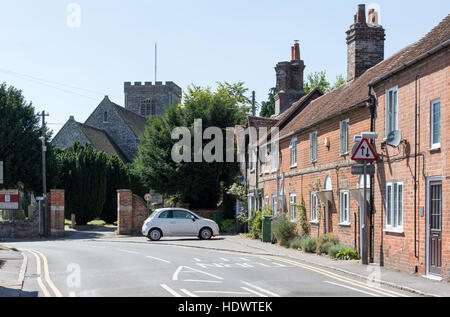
left=278, top=14, right=450, bottom=138
left=247, top=116, right=279, bottom=129
left=112, top=103, right=147, bottom=137
left=77, top=122, right=129, bottom=162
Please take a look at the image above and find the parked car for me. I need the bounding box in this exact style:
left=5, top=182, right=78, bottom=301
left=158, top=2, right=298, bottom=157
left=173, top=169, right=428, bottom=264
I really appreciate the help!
left=142, top=208, right=220, bottom=241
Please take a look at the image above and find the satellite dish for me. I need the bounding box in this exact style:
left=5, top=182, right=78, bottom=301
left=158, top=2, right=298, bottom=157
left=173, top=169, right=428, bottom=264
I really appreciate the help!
left=386, top=130, right=402, bottom=147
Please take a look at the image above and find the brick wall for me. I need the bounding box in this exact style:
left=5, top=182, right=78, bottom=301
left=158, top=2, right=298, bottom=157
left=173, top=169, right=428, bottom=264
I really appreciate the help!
left=50, top=190, right=65, bottom=238
left=117, top=189, right=150, bottom=235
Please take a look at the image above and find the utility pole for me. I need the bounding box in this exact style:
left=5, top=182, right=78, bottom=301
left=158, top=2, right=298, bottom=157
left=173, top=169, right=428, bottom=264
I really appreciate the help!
left=251, top=91, right=256, bottom=116
left=37, top=111, right=49, bottom=197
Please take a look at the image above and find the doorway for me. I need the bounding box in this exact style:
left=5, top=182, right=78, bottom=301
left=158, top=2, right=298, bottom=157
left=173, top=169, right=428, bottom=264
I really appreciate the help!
left=427, top=179, right=442, bottom=277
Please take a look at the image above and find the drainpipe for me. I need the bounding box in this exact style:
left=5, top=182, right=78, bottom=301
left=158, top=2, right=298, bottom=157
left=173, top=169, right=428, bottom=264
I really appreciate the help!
left=367, top=85, right=376, bottom=263
left=414, top=75, right=419, bottom=261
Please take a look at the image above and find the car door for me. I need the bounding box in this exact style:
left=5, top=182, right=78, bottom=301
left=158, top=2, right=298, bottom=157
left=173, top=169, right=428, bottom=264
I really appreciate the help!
left=172, top=210, right=198, bottom=236
left=156, top=210, right=173, bottom=235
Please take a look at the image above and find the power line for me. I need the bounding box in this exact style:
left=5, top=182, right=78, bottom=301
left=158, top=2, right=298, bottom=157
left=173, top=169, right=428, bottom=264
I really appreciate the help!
left=0, top=67, right=121, bottom=101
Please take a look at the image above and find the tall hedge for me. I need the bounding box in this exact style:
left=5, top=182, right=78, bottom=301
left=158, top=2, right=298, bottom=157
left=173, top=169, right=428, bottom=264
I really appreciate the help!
left=58, top=142, right=108, bottom=225
left=101, top=155, right=130, bottom=224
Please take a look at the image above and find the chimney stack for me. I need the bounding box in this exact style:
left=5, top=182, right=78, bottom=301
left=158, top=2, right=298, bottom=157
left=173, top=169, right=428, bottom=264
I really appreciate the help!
left=346, top=4, right=385, bottom=81
left=274, top=42, right=306, bottom=116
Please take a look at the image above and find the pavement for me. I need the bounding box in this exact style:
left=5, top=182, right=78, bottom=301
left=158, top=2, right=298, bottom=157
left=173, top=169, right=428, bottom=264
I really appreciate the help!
left=0, top=228, right=448, bottom=297
left=0, top=249, right=27, bottom=297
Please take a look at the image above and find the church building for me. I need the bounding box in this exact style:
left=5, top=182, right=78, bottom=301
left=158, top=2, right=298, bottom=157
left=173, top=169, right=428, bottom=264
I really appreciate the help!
left=52, top=81, right=182, bottom=162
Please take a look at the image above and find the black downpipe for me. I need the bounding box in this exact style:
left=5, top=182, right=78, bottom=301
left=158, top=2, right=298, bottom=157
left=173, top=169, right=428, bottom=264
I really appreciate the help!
left=368, top=86, right=376, bottom=263
left=414, top=75, right=419, bottom=260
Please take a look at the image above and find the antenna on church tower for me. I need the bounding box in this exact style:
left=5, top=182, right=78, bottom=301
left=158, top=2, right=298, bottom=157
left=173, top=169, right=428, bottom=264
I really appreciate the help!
left=155, top=42, right=157, bottom=82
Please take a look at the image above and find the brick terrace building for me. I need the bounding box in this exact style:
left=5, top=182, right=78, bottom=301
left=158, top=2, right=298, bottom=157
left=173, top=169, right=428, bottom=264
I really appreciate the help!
left=245, top=6, right=449, bottom=280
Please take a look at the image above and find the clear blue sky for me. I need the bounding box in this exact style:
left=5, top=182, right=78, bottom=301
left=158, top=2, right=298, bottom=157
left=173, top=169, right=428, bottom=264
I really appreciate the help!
left=1, top=0, right=448, bottom=135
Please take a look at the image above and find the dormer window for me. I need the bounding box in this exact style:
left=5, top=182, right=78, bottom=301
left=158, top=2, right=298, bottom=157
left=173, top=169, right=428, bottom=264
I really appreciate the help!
left=140, top=98, right=158, bottom=117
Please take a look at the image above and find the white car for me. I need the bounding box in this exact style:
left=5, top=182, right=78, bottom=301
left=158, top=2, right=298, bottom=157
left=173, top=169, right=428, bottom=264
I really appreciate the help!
left=142, top=208, right=220, bottom=241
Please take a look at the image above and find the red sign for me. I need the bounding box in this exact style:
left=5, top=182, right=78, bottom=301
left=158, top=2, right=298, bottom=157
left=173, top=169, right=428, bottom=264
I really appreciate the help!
left=0, top=189, right=19, bottom=209
left=351, top=138, right=378, bottom=161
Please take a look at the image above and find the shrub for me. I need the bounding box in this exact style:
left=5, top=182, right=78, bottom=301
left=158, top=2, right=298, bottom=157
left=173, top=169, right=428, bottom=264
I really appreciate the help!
left=248, top=210, right=262, bottom=239
left=329, top=243, right=352, bottom=258
left=289, top=237, right=303, bottom=250
left=317, top=241, right=334, bottom=255
left=220, top=219, right=236, bottom=233
left=295, top=202, right=309, bottom=237
left=272, top=216, right=297, bottom=247
left=316, top=233, right=339, bottom=254
left=300, top=236, right=317, bottom=253
left=336, top=248, right=361, bottom=260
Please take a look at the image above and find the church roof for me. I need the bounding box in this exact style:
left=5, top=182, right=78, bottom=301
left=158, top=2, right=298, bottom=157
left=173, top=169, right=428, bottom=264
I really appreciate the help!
left=76, top=122, right=129, bottom=162
left=111, top=102, right=147, bottom=137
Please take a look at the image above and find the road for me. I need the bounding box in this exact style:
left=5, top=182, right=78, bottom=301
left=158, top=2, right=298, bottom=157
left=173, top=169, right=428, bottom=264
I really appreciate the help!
left=2, top=230, right=415, bottom=297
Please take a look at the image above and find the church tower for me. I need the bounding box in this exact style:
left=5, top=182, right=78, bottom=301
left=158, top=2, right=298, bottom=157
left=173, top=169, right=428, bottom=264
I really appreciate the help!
left=124, top=81, right=182, bottom=118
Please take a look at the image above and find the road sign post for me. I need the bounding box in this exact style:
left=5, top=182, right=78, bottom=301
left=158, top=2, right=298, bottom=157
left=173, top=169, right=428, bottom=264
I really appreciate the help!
left=351, top=138, right=377, bottom=265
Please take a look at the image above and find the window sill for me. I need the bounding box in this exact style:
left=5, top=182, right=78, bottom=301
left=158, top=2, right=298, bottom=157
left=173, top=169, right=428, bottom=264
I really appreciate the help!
left=310, top=221, right=319, bottom=225
left=290, top=164, right=297, bottom=169
left=339, top=222, right=351, bottom=227
left=430, top=145, right=441, bottom=152
left=384, top=228, right=404, bottom=234
left=340, top=152, right=349, bottom=157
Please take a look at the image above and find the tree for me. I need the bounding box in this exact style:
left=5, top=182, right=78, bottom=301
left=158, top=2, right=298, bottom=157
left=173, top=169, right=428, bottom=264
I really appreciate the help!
left=134, top=82, right=249, bottom=209
left=259, top=87, right=276, bottom=118
left=58, top=142, right=108, bottom=225
left=304, top=71, right=346, bottom=94
left=0, top=83, right=43, bottom=192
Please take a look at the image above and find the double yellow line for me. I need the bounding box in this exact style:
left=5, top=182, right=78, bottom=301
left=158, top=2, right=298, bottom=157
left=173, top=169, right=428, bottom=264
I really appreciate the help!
left=23, top=249, right=63, bottom=297
left=213, top=249, right=408, bottom=297
left=269, top=256, right=408, bottom=297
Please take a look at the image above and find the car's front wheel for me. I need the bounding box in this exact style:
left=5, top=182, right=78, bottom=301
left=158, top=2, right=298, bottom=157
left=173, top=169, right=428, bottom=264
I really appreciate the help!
left=199, top=227, right=213, bottom=240
left=148, top=228, right=162, bottom=241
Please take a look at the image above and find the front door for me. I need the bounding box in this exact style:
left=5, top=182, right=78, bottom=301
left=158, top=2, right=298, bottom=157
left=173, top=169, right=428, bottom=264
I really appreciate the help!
left=429, top=181, right=442, bottom=276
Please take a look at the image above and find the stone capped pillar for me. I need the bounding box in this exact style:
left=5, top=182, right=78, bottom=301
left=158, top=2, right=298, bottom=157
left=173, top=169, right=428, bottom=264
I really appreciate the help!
left=117, top=190, right=133, bottom=235
left=50, top=189, right=65, bottom=237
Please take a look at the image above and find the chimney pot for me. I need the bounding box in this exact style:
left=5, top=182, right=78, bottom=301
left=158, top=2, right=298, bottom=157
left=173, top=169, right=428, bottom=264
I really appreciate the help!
left=357, top=4, right=366, bottom=23
left=291, top=46, right=295, bottom=60
left=294, top=42, right=300, bottom=60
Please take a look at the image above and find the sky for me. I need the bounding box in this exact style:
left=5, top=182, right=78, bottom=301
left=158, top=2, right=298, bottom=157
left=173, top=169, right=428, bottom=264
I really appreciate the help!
left=0, top=0, right=449, bottom=136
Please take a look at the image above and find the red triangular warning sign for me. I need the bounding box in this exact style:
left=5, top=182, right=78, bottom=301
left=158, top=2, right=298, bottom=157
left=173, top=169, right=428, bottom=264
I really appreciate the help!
left=351, top=138, right=377, bottom=161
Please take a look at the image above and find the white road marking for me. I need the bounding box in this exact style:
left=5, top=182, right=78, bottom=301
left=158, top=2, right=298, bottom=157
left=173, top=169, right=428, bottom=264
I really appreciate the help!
left=240, top=257, right=250, bottom=261
left=160, top=284, right=182, bottom=297
left=324, top=281, right=381, bottom=297
left=180, top=289, right=199, bottom=297
left=173, top=266, right=224, bottom=281
left=220, top=258, right=230, bottom=262
left=183, top=280, right=223, bottom=283
left=241, top=287, right=268, bottom=297
left=146, top=256, right=171, bottom=263
left=193, top=258, right=202, bottom=262
left=194, top=291, right=251, bottom=295
left=256, top=262, right=271, bottom=267
left=241, top=281, right=281, bottom=297
left=117, top=249, right=140, bottom=255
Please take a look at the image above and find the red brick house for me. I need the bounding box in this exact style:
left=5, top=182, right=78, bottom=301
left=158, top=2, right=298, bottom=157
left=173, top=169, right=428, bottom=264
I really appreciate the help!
left=246, top=6, right=449, bottom=280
